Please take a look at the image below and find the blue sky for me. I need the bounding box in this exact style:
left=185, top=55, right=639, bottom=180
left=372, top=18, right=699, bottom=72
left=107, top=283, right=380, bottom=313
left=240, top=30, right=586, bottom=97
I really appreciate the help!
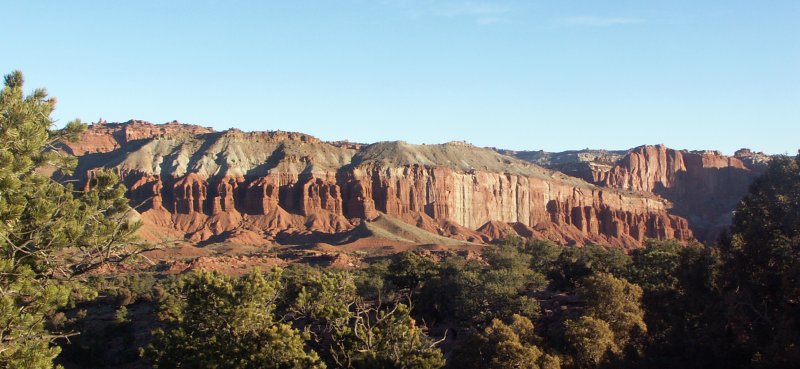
left=3, top=1, right=798, bottom=154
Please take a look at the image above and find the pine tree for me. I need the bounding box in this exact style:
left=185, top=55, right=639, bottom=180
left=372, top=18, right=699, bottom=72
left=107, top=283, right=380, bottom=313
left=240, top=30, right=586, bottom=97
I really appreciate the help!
left=0, top=70, right=141, bottom=368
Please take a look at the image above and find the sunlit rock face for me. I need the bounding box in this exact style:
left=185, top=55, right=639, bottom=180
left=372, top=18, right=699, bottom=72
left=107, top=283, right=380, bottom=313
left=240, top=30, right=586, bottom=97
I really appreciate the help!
left=508, top=144, right=769, bottom=243
left=71, top=121, right=696, bottom=249
left=598, top=145, right=766, bottom=242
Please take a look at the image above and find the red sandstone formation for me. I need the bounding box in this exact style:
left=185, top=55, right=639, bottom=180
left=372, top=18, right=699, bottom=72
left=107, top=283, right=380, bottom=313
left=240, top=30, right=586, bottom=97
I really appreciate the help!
left=69, top=122, right=697, bottom=249
left=61, top=119, right=213, bottom=155
left=506, top=145, right=769, bottom=243
left=596, top=145, right=765, bottom=242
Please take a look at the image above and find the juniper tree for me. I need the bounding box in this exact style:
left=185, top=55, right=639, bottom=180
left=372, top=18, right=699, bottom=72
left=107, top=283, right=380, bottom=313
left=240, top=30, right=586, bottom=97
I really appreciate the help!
left=291, top=269, right=445, bottom=369
left=143, top=270, right=325, bottom=369
left=450, top=314, right=561, bottom=369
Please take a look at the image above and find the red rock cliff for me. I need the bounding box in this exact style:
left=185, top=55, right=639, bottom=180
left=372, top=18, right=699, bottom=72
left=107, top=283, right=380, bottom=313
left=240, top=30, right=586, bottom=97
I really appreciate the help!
left=70, top=123, right=694, bottom=248
left=62, top=120, right=214, bottom=155
left=598, top=145, right=765, bottom=242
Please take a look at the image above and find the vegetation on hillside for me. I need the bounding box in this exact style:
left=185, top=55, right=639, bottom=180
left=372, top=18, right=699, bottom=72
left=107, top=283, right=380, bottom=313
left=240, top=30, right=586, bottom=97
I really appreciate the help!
left=3, top=70, right=799, bottom=368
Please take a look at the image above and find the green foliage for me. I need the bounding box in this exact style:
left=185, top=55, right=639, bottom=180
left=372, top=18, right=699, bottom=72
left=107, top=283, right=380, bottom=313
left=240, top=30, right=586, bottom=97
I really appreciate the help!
left=627, top=240, right=726, bottom=368
left=718, top=154, right=800, bottom=367
left=144, top=268, right=443, bottom=369
left=451, top=314, right=559, bottom=369
left=549, top=245, right=631, bottom=289
left=524, top=239, right=562, bottom=276
left=143, top=269, right=324, bottom=369
left=113, top=305, right=129, bottom=324
left=0, top=70, right=140, bottom=368
left=354, top=259, right=390, bottom=300
left=386, top=251, right=438, bottom=291
left=346, top=303, right=444, bottom=369
left=419, top=246, right=542, bottom=326
left=291, top=269, right=444, bottom=369
left=0, top=263, right=70, bottom=368
left=563, top=316, right=618, bottom=368
left=486, top=243, right=549, bottom=292
left=621, top=156, right=800, bottom=368
left=577, top=272, right=646, bottom=349
left=627, top=239, right=683, bottom=293
left=86, top=273, right=161, bottom=306
left=292, top=269, right=357, bottom=325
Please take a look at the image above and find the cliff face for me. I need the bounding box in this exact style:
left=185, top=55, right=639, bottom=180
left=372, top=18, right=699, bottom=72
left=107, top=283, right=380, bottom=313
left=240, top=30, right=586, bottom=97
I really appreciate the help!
left=61, top=119, right=214, bottom=155
left=72, top=122, right=693, bottom=248
left=597, top=145, right=766, bottom=242
left=510, top=145, right=768, bottom=243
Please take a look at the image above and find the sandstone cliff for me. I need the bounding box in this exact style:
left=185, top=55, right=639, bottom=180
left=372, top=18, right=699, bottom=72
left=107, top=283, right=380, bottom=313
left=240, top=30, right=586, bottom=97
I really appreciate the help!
left=599, top=145, right=766, bottom=242
left=61, top=119, right=214, bottom=155
left=510, top=145, right=768, bottom=242
left=71, top=121, right=693, bottom=248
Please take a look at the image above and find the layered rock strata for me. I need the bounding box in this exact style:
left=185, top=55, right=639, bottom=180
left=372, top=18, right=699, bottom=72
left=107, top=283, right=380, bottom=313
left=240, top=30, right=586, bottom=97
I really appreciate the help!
left=510, top=145, right=769, bottom=242
left=61, top=119, right=214, bottom=155
left=71, top=122, right=694, bottom=248
left=598, top=145, right=766, bottom=241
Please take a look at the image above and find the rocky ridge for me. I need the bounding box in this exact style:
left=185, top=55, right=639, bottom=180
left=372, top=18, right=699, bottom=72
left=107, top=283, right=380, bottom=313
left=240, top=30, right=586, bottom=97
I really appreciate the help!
left=507, top=145, right=770, bottom=242
left=62, top=119, right=214, bottom=155
left=66, top=121, right=697, bottom=249
left=498, top=149, right=628, bottom=182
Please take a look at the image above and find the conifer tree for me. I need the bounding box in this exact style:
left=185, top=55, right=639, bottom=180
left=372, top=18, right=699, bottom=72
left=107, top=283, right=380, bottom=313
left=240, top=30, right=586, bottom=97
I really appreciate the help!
left=0, top=70, right=141, bottom=368
left=720, top=154, right=800, bottom=367
left=143, top=270, right=325, bottom=369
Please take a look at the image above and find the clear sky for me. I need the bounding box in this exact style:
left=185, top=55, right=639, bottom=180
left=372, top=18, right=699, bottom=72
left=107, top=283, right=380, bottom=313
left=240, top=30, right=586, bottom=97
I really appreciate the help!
left=3, top=1, right=798, bottom=154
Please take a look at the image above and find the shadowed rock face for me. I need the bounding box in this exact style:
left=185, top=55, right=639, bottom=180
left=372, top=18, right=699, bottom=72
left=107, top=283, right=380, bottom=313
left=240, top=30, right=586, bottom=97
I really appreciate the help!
left=71, top=121, right=694, bottom=249
left=599, top=145, right=767, bottom=242
left=508, top=145, right=769, bottom=243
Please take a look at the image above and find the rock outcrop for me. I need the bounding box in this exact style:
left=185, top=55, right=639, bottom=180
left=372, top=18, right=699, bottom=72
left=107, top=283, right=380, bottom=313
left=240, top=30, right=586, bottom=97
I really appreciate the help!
left=70, top=121, right=695, bottom=249
left=499, top=149, right=628, bottom=183
left=598, top=145, right=766, bottom=242
left=510, top=145, right=769, bottom=242
left=61, top=119, right=213, bottom=155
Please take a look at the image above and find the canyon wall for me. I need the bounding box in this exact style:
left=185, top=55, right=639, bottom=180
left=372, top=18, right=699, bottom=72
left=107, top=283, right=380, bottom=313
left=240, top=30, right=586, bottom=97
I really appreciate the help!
left=597, top=145, right=766, bottom=241
left=509, top=145, right=769, bottom=242
left=72, top=122, right=694, bottom=248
